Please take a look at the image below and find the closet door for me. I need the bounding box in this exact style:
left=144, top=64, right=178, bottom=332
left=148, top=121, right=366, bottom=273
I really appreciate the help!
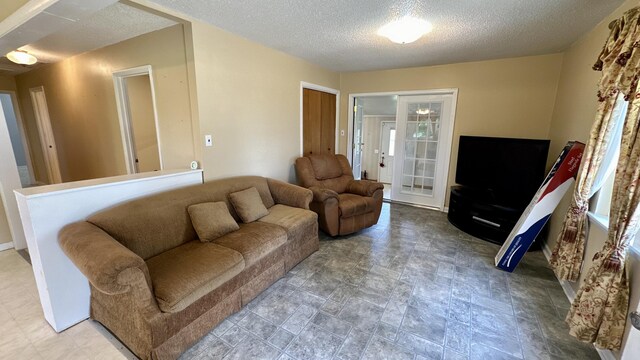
left=303, top=88, right=335, bottom=156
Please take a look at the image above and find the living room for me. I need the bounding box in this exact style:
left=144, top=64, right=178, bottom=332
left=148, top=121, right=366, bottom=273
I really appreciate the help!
left=0, top=0, right=639, bottom=359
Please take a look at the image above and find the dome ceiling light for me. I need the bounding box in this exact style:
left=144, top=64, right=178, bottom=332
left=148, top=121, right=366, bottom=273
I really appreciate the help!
left=378, top=16, right=433, bottom=44
left=6, top=50, right=37, bottom=65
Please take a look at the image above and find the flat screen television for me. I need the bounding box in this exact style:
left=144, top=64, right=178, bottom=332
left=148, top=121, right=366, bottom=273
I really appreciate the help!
left=455, top=136, right=550, bottom=207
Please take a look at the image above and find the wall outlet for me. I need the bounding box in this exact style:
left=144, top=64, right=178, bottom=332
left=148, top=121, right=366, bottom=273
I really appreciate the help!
left=205, top=135, right=212, bottom=147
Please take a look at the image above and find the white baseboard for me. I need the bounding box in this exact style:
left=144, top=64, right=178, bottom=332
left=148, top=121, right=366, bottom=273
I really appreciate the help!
left=541, top=241, right=576, bottom=302
left=541, top=242, right=617, bottom=360
left=0, top=242, right=14, bottom=252
left=596, top=348, right=616, bottom=360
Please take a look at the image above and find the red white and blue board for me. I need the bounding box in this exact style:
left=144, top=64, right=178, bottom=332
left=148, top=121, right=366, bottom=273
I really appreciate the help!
left=495, top=141, right=585, bottom=272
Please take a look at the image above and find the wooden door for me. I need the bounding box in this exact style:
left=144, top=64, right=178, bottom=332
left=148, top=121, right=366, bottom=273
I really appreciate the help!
left=303, top=88, right=335, bottom=156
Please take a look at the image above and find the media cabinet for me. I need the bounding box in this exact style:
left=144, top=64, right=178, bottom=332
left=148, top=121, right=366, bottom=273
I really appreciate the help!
left=447, top=185, right=545, bottom=247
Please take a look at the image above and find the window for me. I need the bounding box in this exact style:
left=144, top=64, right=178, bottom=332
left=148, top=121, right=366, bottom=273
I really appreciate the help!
left=388, top=129, right=396, bottom=156
left=588, top=96, right=639, bottom=250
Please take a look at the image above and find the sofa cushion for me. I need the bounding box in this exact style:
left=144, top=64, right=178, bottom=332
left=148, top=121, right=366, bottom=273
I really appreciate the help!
left=188, top=202, right=239, bottom=242
left=338, top=193, right=377, bottom=218
left=213, top=222, right=286, bottom=267
left=146, top=241, right=244, bottom=313
left=229, top=187, right=269, bottom=223
left=259, top=204, right=317, bottom=241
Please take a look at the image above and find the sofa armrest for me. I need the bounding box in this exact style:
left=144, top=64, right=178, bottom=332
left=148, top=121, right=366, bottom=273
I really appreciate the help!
left=309, top=186, right=339, bottom=203
left=347, top=180, right=384, bottom=197
left=267, top=178, right=313, bottom=209
left=59, top=222, right=151, bottom=295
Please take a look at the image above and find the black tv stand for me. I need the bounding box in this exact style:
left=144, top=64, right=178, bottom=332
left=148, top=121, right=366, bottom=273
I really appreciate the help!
left=448, top=185, right=534, bottom=246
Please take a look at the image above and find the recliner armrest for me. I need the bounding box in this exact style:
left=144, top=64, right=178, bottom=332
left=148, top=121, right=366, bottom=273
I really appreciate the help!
left=267, top=178, right=313, bottom=209
left=59, top=222, right=151, bottom=295
left=347, top=180, right=384, bottom=197
left=309, top=186, right=339, bottom=202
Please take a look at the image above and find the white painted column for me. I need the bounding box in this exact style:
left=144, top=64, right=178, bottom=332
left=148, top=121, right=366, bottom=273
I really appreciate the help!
left=14, top=169, right=203, bottom=332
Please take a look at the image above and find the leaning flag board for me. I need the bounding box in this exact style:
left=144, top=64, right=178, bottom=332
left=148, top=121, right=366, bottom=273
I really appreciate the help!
left=495, top=141, right=585, bottom=272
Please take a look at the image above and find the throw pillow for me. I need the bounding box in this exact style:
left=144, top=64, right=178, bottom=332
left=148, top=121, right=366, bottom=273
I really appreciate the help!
left=188, top=202, right=239, bottom=242
left=229, top=187, right=269, bottom=223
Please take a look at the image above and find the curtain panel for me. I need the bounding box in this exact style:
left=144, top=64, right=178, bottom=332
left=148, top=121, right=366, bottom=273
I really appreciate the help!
left=563, top=7, right=640, bottom=350
left=550, top=8, right=640, bottom=282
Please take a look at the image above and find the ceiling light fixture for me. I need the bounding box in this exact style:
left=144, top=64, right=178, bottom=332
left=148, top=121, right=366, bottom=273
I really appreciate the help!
left=378, top=17, right=433, bottom=44
left=6, top=50, right=37, bottom=65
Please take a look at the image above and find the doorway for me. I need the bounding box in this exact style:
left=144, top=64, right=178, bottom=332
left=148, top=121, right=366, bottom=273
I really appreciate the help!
left=30, top=86, right=62, bottom=184
left=0, top=92, right=34, bottom=187
left=113, top=66, right=162, bottom=174
left=0, top=94, right=29, bottom=250
left=348, top=90, right=458, bottom=210
left=351, top=95, right=398, bottom=197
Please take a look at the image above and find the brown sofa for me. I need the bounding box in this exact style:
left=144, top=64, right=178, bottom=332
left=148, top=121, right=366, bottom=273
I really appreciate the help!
left=59, top=176, right=318, bottom=360
left=295, top=154, right=384, bottom=236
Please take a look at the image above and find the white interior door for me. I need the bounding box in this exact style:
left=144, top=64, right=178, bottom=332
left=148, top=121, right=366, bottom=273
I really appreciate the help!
left=352, top=103, right=364, bottom=179
left=391, top=93, right=456, bottom=209
left=30, top=86, right=62, bottom=184
left=379, top=121, right=395, bottom=183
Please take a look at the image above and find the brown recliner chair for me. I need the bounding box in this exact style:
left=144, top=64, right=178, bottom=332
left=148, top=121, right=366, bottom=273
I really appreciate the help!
left=295, top=154, right=384, bottom=236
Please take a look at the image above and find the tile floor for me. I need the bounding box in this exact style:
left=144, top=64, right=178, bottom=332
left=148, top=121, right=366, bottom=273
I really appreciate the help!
left=0, top=202, right=599, bottom=360
left=180, top=203, right=599, bottom=360
left=0, top=245, right=133, bottom=359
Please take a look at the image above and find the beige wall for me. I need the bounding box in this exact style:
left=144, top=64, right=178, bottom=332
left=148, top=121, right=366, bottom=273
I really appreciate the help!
left=544, top=1, right=640, bottom=358
left=14, top=24, right=194, bottom=182
left=0, top=0, right=29, bottom=22
left=190, top=20, right=340, bottom=182
left=339, top=54, right=564, bottom=206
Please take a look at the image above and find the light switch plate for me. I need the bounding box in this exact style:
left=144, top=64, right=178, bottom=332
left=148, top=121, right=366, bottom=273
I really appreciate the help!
left=205, top=135, right=212, bottom=147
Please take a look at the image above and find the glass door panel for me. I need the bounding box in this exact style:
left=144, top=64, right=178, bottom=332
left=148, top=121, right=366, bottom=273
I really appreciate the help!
left=391, top=93, right=456, bottom=209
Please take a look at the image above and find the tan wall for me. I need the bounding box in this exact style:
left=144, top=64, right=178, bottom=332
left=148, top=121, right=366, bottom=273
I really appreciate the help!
left=0, top=0, right=29, bottom=22
left=14, top=24, right=194, bottom=182
left=0, top=75, right=17, bottom=92
left=339, top=54, right=564, bottom=206
left=0, top=75, right=18, bottom=246
left=126, top=74, right=161, bottom=172
left=190, top=20, right=340, bottom=182
left=544, top=1, right=640, bottom=358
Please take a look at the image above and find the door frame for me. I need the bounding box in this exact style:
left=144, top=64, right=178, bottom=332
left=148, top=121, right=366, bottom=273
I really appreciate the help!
left=299, top=81, right=340, bottom=156
left=0, top=90, right=35, bottom=185
left=29, top=86, right=62, bottom=184
left=348, top=89, right=458, bottom=210
left=113, top=65, right=163, bottom=174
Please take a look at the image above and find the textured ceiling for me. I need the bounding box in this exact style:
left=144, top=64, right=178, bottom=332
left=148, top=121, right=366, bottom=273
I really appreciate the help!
left=24, top=2, right=177, bottom=64
left=152, top=0, right=625, bottom=72
left=0, top=2, right=176, bottom=75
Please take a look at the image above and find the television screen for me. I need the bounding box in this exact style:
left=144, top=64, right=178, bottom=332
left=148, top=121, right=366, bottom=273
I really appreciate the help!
left=455, top=136, right=550, bottom=207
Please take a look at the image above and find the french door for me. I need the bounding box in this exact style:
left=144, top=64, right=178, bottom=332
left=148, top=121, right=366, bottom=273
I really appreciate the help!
left=391, top=94, right=456, bottom=209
